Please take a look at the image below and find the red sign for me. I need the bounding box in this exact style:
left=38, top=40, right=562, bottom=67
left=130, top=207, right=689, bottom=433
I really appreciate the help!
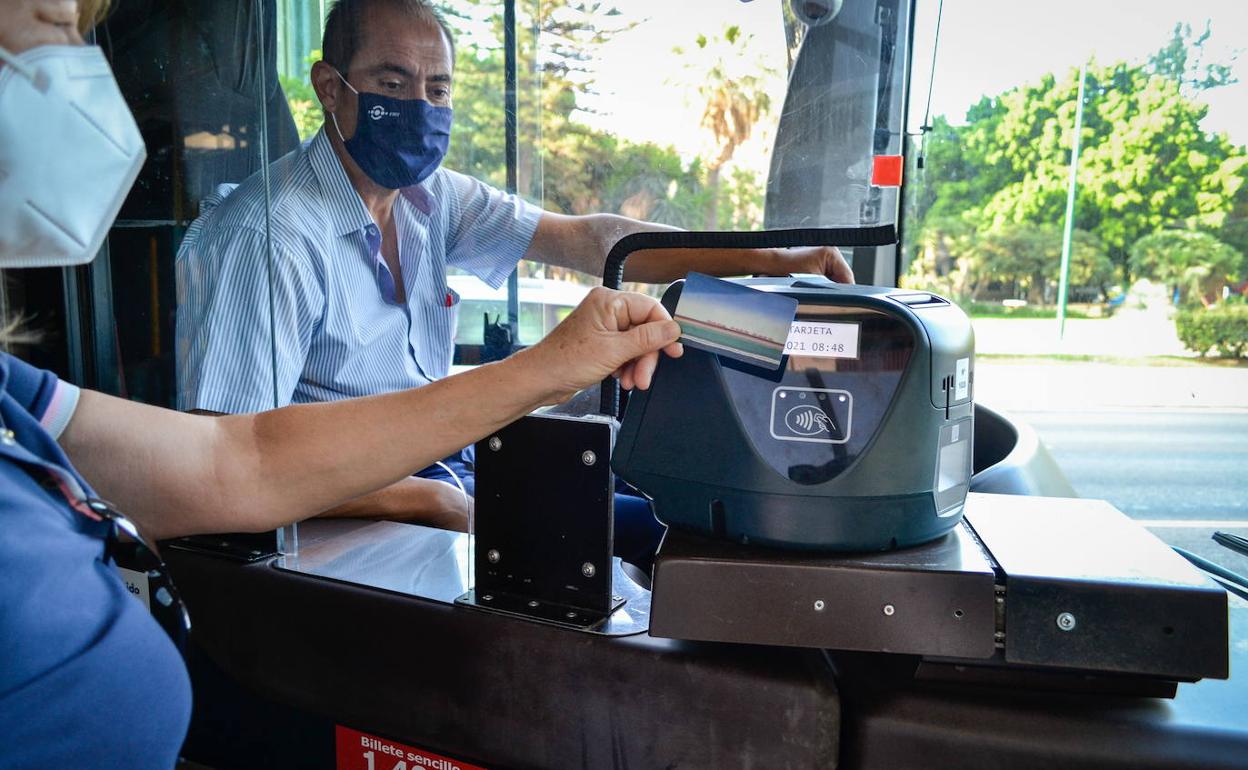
left=336, top=725, right=489, bottom=770
left=871, top=155, right=904, bottom=187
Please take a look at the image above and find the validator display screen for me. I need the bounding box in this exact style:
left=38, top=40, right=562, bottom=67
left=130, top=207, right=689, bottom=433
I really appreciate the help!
left=784, top=321, right=861, bottom=359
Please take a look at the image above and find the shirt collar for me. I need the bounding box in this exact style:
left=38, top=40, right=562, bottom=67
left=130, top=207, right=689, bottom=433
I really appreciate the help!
left=308, top=126, right=436, bottom=231
left=401, top=183, right=434, bottom=216
left=307, top=127, right=380, bottom=237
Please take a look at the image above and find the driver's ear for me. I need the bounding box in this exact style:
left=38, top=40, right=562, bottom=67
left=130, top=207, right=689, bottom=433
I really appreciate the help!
left=311, top=61, right=342, bottom=113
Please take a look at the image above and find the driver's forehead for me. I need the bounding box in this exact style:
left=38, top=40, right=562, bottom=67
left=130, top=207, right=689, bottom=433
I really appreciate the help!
left=349, top=6, right=452, bottom=76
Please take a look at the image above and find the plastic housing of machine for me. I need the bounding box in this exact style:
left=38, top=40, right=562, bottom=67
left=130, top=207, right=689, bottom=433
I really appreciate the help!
left=614, top=276, right=975, bottom=551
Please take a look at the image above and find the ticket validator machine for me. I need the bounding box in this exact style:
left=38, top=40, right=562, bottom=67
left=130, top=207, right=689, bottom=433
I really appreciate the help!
left=614, top=275, right=974, bottom=552
left=600, top=268, right=1227, bottom=689
left=452, top=229, right=1229, bottom=691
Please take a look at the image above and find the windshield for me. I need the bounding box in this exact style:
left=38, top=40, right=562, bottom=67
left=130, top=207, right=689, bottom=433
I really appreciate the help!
left=901, top=0, right=1248, bottom=579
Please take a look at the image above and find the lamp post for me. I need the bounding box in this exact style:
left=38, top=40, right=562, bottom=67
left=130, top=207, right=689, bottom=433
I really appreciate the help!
left=1056, top=62, right=1087, bottom=339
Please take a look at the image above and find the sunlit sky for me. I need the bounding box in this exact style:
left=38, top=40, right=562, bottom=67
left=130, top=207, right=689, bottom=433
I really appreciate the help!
left=564, top=0, right=1248, bottom=170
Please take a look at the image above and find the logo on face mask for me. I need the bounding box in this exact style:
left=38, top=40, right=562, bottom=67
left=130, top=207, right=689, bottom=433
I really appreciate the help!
left=368, top=105, right=399, bottom=120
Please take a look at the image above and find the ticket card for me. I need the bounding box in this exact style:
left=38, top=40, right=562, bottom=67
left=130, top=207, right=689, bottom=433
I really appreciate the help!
left=673, top=273, right=798, bottom=370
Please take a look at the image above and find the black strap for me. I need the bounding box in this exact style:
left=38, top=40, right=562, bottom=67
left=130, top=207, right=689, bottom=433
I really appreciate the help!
left=599, top=225, right=898, bottom=416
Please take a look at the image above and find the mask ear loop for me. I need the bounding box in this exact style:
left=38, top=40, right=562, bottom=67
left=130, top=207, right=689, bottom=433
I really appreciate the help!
left=328, top=68, right=359, bottom=144
left=0, top=46, right=49, bottom=92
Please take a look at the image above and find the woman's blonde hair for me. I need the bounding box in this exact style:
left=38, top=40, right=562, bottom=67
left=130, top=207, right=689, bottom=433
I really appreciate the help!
left=78, top=0, right=113, bottom=35
left=0, top=272, right=38, bottom=348
left=0, top=315, right=38, bottom=348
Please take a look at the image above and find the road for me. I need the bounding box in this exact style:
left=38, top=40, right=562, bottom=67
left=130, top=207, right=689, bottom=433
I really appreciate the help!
left=1014, top=408, right=1248, bottom=589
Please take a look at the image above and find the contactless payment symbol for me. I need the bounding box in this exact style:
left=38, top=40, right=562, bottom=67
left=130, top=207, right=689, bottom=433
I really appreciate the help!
left=770, top=386, right=851, bottom=444
left=785, top=404, right=834, bottom=436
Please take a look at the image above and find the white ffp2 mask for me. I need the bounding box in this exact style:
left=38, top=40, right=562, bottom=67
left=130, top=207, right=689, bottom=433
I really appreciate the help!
left=0, top=45, right=146, bottom=268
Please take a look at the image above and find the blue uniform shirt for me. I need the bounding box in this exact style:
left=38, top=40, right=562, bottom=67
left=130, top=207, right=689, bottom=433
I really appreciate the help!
left=0, top=353, right=191, bottom=770
left=175, top=127, right=542, bottom=414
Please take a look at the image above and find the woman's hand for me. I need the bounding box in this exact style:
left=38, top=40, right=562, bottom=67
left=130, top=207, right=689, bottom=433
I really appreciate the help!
left=513, top=287, right=683, bottom=405
left=0, top=1, right=84, bottom=54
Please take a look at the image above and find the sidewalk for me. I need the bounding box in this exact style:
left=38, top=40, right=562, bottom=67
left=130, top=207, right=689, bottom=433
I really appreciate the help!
left=975, top=361, right=1248, bottom=411
left=967, top=281, right=1247, bottom=410
left=972, top=306, right=1190, bottom=358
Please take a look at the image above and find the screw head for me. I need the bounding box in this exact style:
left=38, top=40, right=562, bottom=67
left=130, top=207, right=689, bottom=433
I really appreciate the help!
left=814, top=599, right=826, bottom=612
left=487, top=548, right=500, bottom=564
left=488, top=436, right=502, bottom=451
left=1056, top=612, right=1077, bottom=632
left=566, top=611, right=578, bottom=619
left=883, top=604, right=896, bottom=616
left=482, top=594, right=493, bottom=601
left=582, top=450, right=597, bottom=465
left=527, top=600, right=540, bottom=608
left=582, top=562, right=597, bottom=578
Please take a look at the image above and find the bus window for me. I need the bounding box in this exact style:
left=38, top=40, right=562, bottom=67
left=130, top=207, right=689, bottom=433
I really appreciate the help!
left=901, top=1, right=1248, bottom=569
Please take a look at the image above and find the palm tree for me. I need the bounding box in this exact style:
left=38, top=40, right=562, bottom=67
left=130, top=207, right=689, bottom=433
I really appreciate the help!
left=679, top=25, right=778, bottom=229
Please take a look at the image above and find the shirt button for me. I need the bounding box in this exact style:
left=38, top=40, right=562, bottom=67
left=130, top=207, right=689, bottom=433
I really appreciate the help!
left=1, top=429, right=14, bottom=445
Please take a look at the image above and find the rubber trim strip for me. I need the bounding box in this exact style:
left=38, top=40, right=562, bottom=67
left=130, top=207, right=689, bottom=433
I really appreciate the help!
left=598, top=225, right=898, bottom=416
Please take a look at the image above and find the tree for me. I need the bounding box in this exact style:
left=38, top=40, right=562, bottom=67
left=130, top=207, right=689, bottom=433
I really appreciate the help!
left=912, top=30, right=1248, bottom=288
left=902, top=216, right=981, bottom=299
left=1148, top=21, right=1238, bottom=94
left=279, top=49, right=325, bottom=141
left=1130, top=229, right=1244, bottom=306
left=438, top=0, right=708, bottom=229
left=904, top=219, right=1111, bottom=304
left=717, top=167, right=765, bottom=232
left=676, top=24, right=778, bottom=229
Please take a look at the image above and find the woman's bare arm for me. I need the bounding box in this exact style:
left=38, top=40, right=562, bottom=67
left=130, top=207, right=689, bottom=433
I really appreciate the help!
left=59, top=289, right=681, bottom=539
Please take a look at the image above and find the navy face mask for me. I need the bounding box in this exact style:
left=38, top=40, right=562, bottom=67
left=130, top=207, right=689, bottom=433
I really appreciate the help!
left=331, top=69, right=452, bottom=189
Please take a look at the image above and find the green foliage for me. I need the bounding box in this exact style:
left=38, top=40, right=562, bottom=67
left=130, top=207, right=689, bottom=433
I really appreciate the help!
left=676, top=23, right=778, bottom=227
left=1148, top=22, right=1238, bottom=92
left=436, top=0, right=718, bottom=234
left=902, top=220, right=1111, bottom=305
left=280, top=49, right=324, bottom=141
left=962, top=302, right=1092, bottom=320
left=1175, top=304, right=1248, bottom=357
left=1130, top=229, right=1244, bottom=306
left=717, top=167, right=765, bottom=232
left=912, top=29, right=1248, bottom=290
left=440, top=42, right=507, bottom=189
